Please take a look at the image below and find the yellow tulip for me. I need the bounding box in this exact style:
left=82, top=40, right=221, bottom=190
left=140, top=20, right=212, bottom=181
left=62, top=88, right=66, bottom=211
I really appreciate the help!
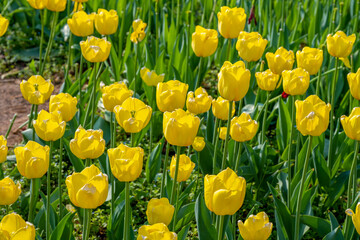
left=265, top=47, right=294, bottom=74
left=146, top=198, right=175, bottom=226
left=0, top=15, right=9, bottom=37
left=204, top=167, right=246, bottom=215
left=219, top=127, right=227, bottom=140
left=340, top=107, right=360, bottom=141
left=236, top=31, right=268, bottom=62
left=255, top=69, right=280, bottom=91
left=101, top=82, right=133, bottom=112
left=108, top=144, right=144, bottom=182
left=296, top=47, right=323, bottom=75
left=27, top=0, right=47, bottom=9
left=46, top=0, right=66, bottom=12
left=95, top=9, right=118, bottom=35
left=80, top=36, right=111, bottom=62
left=326, top=31, right=356, bottom=58
left=0, top=177, right=21, bottom=206
left=0, top=213, right=35, bottom=239
left=191, top=26, right=218, bottom=57
left=230, top=113, right=259, bottom=142
left=212, top=97, right=235, bottom=120
left=192, top=136, right=205, bottom=152
left=72, top=0, right=87, bottom=12
left=49, top=93, right=78, bottom=122
left=70, top=126, right=105, bottom=159
left=347, top=68, right=360, bottom=100
left=33, top=110, right=66, bottom=141
left=295, top=95, right=331, bottom=136
left=186, top=87, right=212, bottom=115
left=137, top=223, right=177, bottom=240
left=130, top=19, right=147, bottom=43
left=217, top=6, right=246, bottom=39
left=114, top=97, right=152, bottom=133
left=67, top=11, right=94, bottom=37
left=20, top=75, right=54, bottom=105
left=66, top=165, right=108, bottom=209
left=346, top=203, right=360, bottom=235
left=218, top=61, right=251, bottom=101
left=170, top=154, right=195, bottom=182
left=156, top=80, right=189, bottom=112
left=282, top=68, right=310, bottom=96
left=163, top=109, right=200, bottom=147
left=15, top=141, right=49, bottom=179
left=140, top=67, right=165, bottom=87
left=238, top=212, right=273, bottom=240
left=0, top=136, right=8, bottom=163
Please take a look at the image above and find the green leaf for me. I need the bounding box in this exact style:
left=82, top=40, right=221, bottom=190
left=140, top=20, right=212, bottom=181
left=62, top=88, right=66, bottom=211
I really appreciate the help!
left=50, top=213, right=75, bottom=240
left=300, top=215, right=331, bottom=237
left=146, top=138, right=165, bottom=183
left=195, top=194, right=217, bottom=240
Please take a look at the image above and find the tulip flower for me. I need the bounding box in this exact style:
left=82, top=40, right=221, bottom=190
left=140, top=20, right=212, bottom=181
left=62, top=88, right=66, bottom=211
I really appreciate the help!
left=186, top=87, right=212, bottom=115
left=137, top=223, right=177, bottom=240
left=0, top=177, right=21, bottom=206
left=0, top=15, right=9, bottom=37
left=218, top=61, right=251, bottom=101
left=230, top=113, right=259, bottom=142
left=346, top=203, right=360, bottom=235
left=95, top=9, right=118, bottom=35
left=217, top=6, right=246, bottom=39
left=15, top=141, right=49, bottom=179
left=236, top=31, right=268, bottom=62
left=170, top=154, right=195, bottom=182
left=265, top=47, right=295, bottom=74
left=296, top=47, right=323, bottom=75
left=192, top=136, right=205, bottom=152
left=219, top=127, right=227, bottom=140
left=238, top=212, right=273, bottom=240
left=0, top=135, right=8, bottom=163
left=191, top=26, right=218, bottom=57
left=295, top=95, right=331, bottom=136
left=255, top=69, right=280, bottom=91
left=101, top=82, right=133, bottom=112
left=0, top=213, right=36, bottom=239
left=204, top=167, right=246, bottom=215
left=114, top=97, right=152, bottom=133
left=46, top=0, right=66, bottom=12
left=140, top=67, right=165, bottom=87
left=130, top=19, right=147, bottom=43
left=163, top=109, right=200, bottom=147
left=66, top=165, right=108, bottom=209
left=80, top=36, right=111, bottom=62
left=347, top=68, right=360, bottom=100
left=72, top=0, right=87, bottom=12
left=156, top=80, right=189, bottom=112
left=326, top=31, right=356, bottom=58
left=282, top=68, right=310, bottom=96
left=20, top=75, right=54, bottom=105
left=70, top=126, right=105, bottom=159
left=49, top=93, right=78, bottom=122
left=146, top=198, right=175, bottom=226
left=27, top=0, right=47, bottom=9
left=212, top=97, right=235, bottom=120
left=67, top=11, right=94, bottom=37
left=340, top=107, right=360, bottom=141
left=33, top=110, right=66, bottom=141
left=108, top=144, right=144, bottom=182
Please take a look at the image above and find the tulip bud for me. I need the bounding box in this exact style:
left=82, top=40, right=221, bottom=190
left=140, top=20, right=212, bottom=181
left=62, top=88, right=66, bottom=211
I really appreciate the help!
left=0, top=15, right=9, bottom=37
left=70, top=126, right=105, bottom=159
left=0, top=177, right=21, bottom=205
left=236, top=31, right=268, bottom=62
left=238, top=212, right=273, bottom=240
left=20, top=75, right=54, bottom=105
left=140, top=67, right=165, bottom=87
left=33, top=110, right=66, bottom=141
left=170, top=154, right=195, bottom=182
left=346, top=203, right=360, bottom=235
left=191, top=26, right=218, bottom=57
left=49, top=93, right=78, bottom=122
left=101, top=82, right=133, bottom=112
left=255, top=69, right=280, bottom=91
left=230, top=113, right=259, bottom=142
left=0, top=136, right=8, bottom=163
left=265, top=47, right=294, bottom=75
left=282, top=68, right=310, bottom=96
left=212, top=97, right=235, bottom=120
left=192, top=136, right=205, bottom=152
left=27, top=0, right=47, bottom=9
left=146, top=198, right=175, bottom=226
left=186, top=87, right=212, bottom=115
left=46, top=0, right=66, bottom=12
left=80, top=36, right=111, bottom=62
left=347, top=68, right=360, bottom=100
left=340, top=107, right=360, bottom=141
left=326, top=31, right=356, bottom=58
left=217, top=6, right=246, bottom=39
left=296, top=47, right=323, bottom=75
left=156, top=80, right=189, bottom=112
left=95, top=9, right=119, bottom=35
left=219, top=127, right=227, bottom=140
left=137, top=223, right=177, bottom=240
left=67, top=11, right=95, bottom=37
left=130, top=19, right=147, bottom=43
left=0, top=213, right=36, bottom=239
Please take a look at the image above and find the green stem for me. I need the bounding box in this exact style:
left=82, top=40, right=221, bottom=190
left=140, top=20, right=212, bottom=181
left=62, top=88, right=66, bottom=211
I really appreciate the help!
left=28, top=105, right=35, bottom=129
left=124, top=182, right=130, bottom=240
left=78, top=54, right=84, bottom=120
left=217, top=215, right=225, bottom=240
left=160, top=142, right=170, bottom=198
left=261, top=92, right=270, bottom=143
left=226, top=39, right=232, bottom=62
left=155, top=0, right=159, bottom=58
left=213, top=120, right=221, bottom=174
left=172, top=182, right=181, bottom=231
left=38, top=9, right=45, bottom=73
left=175, top=0, right=180, bottom=31
left=32, top=105, right=38, bottom=141
left=212, top=118, right=219, bottom=145
left=348, top=141, right=359, bottom=208
left=287, top=95, right=295, bottom=208
left=109, top=112, right=115, bottom=222
left=315, top=61, right=323, bottom=96
left=170, top=146, right=181, bottom=204
left=46, top=141, right=54, bottom=239
left=90, top=63, right=100, bottom=129
left=82, top=209, right=91, bottom=240
left=133, top=44, right=138, bottom=97
left=64, top=32, right=73, bottom=82
left=28, top=178, right=37, bottom=223
left=58, top=138, right=63, bottom=219
left=221, top=101, right=233, bottom=170
left=232, top=142, right=242, bottom=238
left=40, top=11, right=58, bottom=75
left=5, top=114, right=17, bottom=139
left=195, top=57, right=203, bottom=90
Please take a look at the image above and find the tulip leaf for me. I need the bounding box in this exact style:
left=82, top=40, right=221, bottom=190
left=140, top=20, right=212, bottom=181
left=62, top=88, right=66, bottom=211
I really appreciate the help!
left=300, top=215, right=331, bottom=237
left=145, top=137, right=165, bottom=183
left=50, top=212, right=75, bottom=240
left=312, top=145, right=330, bottom=189
left=177, top=223, right=191, bottom=240
left=324, top=171, right=349, bottom=208
left=195, top=194, right=217, bottom=240
left=62, top=138, right=85, bottom=172
left=323, top=227, right=344, bottom=240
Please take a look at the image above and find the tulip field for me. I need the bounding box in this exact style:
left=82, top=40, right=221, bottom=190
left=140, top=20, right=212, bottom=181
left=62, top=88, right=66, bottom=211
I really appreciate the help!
left=1, top=0, right=360, bottom=239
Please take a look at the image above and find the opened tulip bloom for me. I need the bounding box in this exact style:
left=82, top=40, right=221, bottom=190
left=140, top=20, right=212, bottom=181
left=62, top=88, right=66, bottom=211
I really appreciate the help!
left=80, top=36, right=111, bottom=62
left=219, top=127, right=227, bottom=140
left=137, top=223, right=177, bottom=240
left=347, top=68, right=360, bottom=100
left=238, top=212, right=273, bottom=240
left=217, top=6, right=246, bottom=39
left=95, top=9, right=118, bottom=35
left=140, top=67, right=165, bottom=87
left=346, top=203, right=360, bottom=235
left=20, top=75, right=54, bottom=105
left=186, top=87, right=212, bottom=115
left=295, top=95, right=331, bottom=136
left=191, top=26, right=218, bottom=57
left=192, top=137, right=205, bottom=152
left=101, top=82, right=133, bottom=112
left=170, top=154, right=195, bottom=182
left=265, top=47, right=295, bottom=75
left=156, top=80, right=188, bottom=112
left=49, top=93, right=78, bottom=122
left=212, top=97, right=235, bottom=120
left=0, top=177, right=21, bottom=205
left=282, top=68, right=310, bottom=96
left=27, top=0, right=47, bottom=9
left=33, top=110, right=66, bottom=141
left=340, top=107, right=360, bottom=141
left=70, top=126, right=105, bottom=159
left=0, top=135, right=8, bottom=163
left=130, top=19, right=147, bottom=43
left=0, top=15, right=9, bottom=37
left=255, top=69, right=280, bottom=91
left=296, top=47, right=323, bottom=75
left=15, top=141, right=49, bottom=179
left=46, top=0, right=66, bottom=11
left=114, top=97, right=152, bottom=133
left=230, top=113, right=259, bottom=142
left=236, top=31, right=268, bottom=62
left=146, top=198, right=175, bottom=226
left=67, top=11, right=94, bottom=37
left=326, top=31, right=356, bottom=58
left=0, top=213, right=36, bottom=240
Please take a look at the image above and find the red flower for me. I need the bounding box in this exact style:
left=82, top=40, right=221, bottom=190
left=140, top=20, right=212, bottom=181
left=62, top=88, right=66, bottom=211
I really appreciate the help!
left=282, top=91, right=289, bottom=99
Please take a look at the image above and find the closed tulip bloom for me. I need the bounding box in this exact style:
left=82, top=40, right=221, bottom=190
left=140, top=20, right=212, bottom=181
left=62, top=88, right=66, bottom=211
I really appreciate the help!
left=265, top=47, right=294, bottom=74
left=33, top=110, right=66, bottom=141
left=230, top=113, right=259, bottom=142
left=67, top=11, right=94, bottom=37
left=326, top=31, right=356, bottom=58
left=137, top=223, right=178, bottom=240
left=95, top=9, right=118, bottom=35
left=217, top=6, right=246, bottom=39
left=346, top=203, right=360, bottom=235
left=340, top=107, right=360, bottom=141
left=27, top=0, right=47, bottom=9
left=0, top=136, right=8, bottom=163
left=296, top=47, right=323, bottom=75
left=140, top=67, right=165, bottom=87
left=80, top=36, right=111, bottom=62
left=130, top=19, right=147, bottom=43
left=191, top=26, right=218, bottom=57
left=170, top=154, right=195, bottom=182
left=70, top=126, right=105, bottom=159
left=186, top=87, right=212, bottom=115
left=204, top=167, right=246, bottom=215
left=295, top=95, right=331, bottom=136
left=163, top=109, right=200, bottom=147
left=146, top=198, right=175, bottom=226
left=282, top=68, right=310, bottom=96
left=0, top=178, right=21, bottom=206
left=108, top=144, right=144, bottom=182
left=114, top=97, right=152, bottom=133
left=0, top=15, right=9, bottom=37
left=20, top=75, right=54, bottom=105
left=236, top=32, right=268, bottom=62
left=347, top=68, right=360, bottom=100
left=15, top=141, right=49, bottom=179
left=192, top=136, right=205, bottom=152
left=66, top=165, right=108, bottom=209
left=156, top=80, right=189, bottom=112
left=255, top=69, right=280, bottom=91
left=219, top=127, right=227, bottom=140
left=49, top=93, right=78, bottom=122
left=46, top=0, right=66, bottom=12
left=238, top=212, right=273, bottom=240
left=101, top=82, right=133, bottom=112
left=212, top=97, right=235, bottom=120
left=0, top=213, right=36, bottom=239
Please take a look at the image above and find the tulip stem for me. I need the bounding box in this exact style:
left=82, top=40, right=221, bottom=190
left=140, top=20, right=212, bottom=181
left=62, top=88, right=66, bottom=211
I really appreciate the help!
left=172, top=182, right=181, bottom=231
left=155, top=0, right=159, bottom=58
left=90, top=62, right=100, bottom=129
left=149, top=87, right=156, bottom=157
left=221, top=101, right=232, bottom=171
left=28, top=178, right=37, bottom=223
left=160, top=142, right=170, bottom=198
left=5, top=113, right=16, bottom=139
left=46, top=141, right=54, bottom=239
left=133, top=43, right=138, bottom=97
left=195, top=57, right=203, bottom=90
left=109, top=112, right=115, bottom=222
left=78, top=54, right=84, bottom=120
left=226, top=39, right=232, bottom=62
left=58, top=137, right=63, bottom=220
left=260, top=91, right=270, bottom=144
left=32, top=104, right=38, bottom=141
left=212, top=118, right=219, bottom=145
left=217, top=215, right=225, bottom=240
left=170, top=146, right=181, bottom=205
left=347, top=141, right=359, bottom=208
left=28, top=104, right=35, bottom=129
left=213, top=120, right=221, bottom=174
left=38, top=9, right=45, bottom=74
left=315, top=63, right=323, bottom=96
left=232, top=142, right=242, bottom=239
left=294, top=135, right=313, bottom=240
left=82, top=209, right=91, bottom=240
left=40, top=11, right=58, bottom=75
left=287, top=95, right=295, bottom=208
left=124, top=182, right=130, bottom=240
